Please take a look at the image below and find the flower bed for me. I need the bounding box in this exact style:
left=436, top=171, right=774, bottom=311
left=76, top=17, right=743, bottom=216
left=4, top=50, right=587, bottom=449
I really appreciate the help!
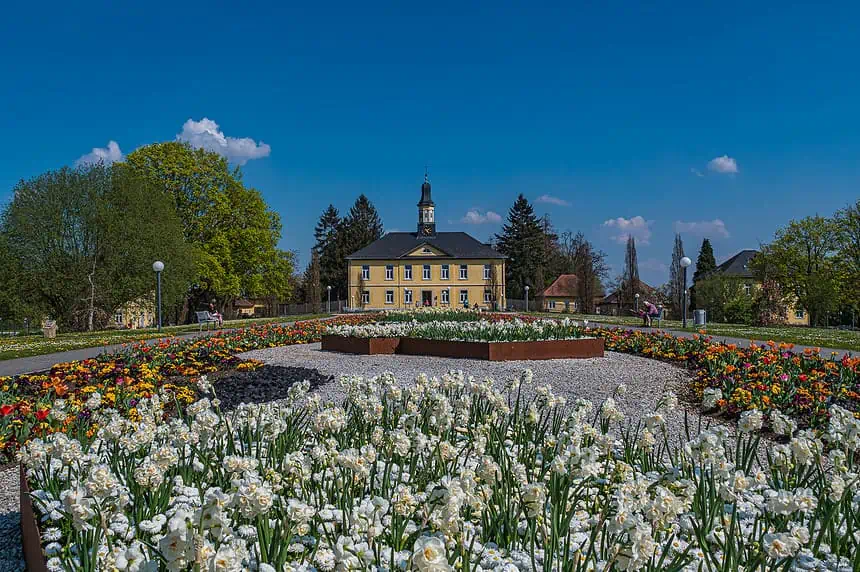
left=19, top=371, right=860, bottom=571
left=0, top=315, right=373, bottom=462
left=330, top=318, right=587, bottom=342
left=592, top=327, right=859, bottom=428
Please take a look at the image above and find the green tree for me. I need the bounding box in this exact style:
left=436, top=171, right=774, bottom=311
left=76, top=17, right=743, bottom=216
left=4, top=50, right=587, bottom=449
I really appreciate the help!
left=694, top=275, right=754, bottom=324
left=621, top=236, right=641, bottom=308
left=1, top=163, right=193, bottom=330
left=751, top=216, right=840, bottom=326
left=304, top=249, right=322, bottom=313
left=835, top=200, right=860, bottom=313
left=668, top=234, right=686, bottom=315
left=125, top=142, right=292, bottom=318
left=495, top=194, right=546, bottom=299
left=314, top=205, right=343, bottom=299
left=690, top=238, right=716, bottom=310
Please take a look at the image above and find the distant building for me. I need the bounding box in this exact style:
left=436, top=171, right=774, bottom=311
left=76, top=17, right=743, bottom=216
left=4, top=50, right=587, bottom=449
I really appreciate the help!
left=538, top=274, right=579, bottom=313
left=345, top=175, right=506, bottom=310
left=701, top=249, right=810, bottom=326
left=113, top=295, right=156, bottom=329
left=596, top=281, right=662, bottom=316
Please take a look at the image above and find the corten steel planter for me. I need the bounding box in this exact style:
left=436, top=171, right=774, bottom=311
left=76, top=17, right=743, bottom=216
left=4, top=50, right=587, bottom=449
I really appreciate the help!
left=321, top=335, right=400, bottom=355
left=400, top=337, right=604, bottom=361
left=322, top=335, right=604, bottom=360
left=19, top=464, right=48, bottom=572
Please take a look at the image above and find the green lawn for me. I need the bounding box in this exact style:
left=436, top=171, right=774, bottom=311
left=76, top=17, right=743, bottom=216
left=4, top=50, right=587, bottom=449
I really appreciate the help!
left=0, top=314, right=330, bottom=361
left=527, top=312, right=860, bottom=352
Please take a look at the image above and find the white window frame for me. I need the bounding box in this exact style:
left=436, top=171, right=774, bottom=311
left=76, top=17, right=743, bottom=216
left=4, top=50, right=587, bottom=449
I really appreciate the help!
left=114, top=311, right=124, bottom=325
left=441, top=289, right=449, bottom=304
left=361, top=265, right=370, bottom=280
left=422, top=247, right=432, bottom=254
left=484, top=290, right=491, bottom=303
left=795, top=309, right=805, bottom=319
left=385, top=290, right=394, bottom=304
left=483, top=264, right=491, bottom=280
left=744, top=283, right=752, bottom=296
left=361, top=291, right=370, bottom=305
left=423, top=265, right=431, bottom=280
left=404, top=289, right=413, bottom=304
left=459, top=265, right=468, bottom=280
left=404, top=265, right=412, bottom=280
left=459, top=290, right=469, bottom=305
left=385, top=265, right=394, bottom=281
left=549, top=300, right=556, bottom=309
left=441, top=264, right=449, bottom=280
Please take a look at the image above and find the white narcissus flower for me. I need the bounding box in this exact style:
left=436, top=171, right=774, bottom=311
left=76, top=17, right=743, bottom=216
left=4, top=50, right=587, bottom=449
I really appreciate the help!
left=412, top=537, right=451, bottom=572
left=763, top=532, right=800, bottom=559
left=738, top=409, right=763, bottom=433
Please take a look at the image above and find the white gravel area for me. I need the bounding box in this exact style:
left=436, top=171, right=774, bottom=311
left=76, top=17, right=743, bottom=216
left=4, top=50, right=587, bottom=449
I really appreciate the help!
left=239, top=343, right=717, bottom=440
left=0, top=464, right=24, bottom=572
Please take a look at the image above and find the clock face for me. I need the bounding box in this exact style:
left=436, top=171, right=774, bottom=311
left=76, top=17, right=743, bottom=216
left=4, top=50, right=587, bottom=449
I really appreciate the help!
left=422, top=226, right=432, bottom=235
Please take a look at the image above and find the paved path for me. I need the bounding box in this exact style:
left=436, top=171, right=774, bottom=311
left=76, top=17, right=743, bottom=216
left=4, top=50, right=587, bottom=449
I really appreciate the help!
left=587, top=321, right=853, bottom=359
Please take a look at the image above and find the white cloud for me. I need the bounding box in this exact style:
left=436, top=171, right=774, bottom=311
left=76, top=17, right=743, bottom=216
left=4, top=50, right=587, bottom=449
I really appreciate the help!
left=674, top=219, right=730, bottom=238
left=707, top=155, right=738, bottom=174
left=461, top=209, right=502, bottom=224
left=602, top=215, right=652, bottom=245
left=75, top=140, right=124, bottom=166
left=690, top=167, right=704, bottom=178
left=535, top=194, right=570, bottom=207
left=176, top=118, right=271, bottom=165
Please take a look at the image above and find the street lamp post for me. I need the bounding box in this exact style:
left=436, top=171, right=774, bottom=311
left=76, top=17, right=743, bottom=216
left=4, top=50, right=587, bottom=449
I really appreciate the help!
left=680, top=256, right=692, bottom=328
left=152, top=261, right=164, bottom=331
left=524, top=285, right=530, bottom=312
left=634, top=293, right=640, bottom=313
left=326, top=285, right=332, bottom=314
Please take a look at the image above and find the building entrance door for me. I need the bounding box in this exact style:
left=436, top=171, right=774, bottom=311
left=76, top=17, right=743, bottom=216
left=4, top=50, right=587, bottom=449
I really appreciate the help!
left=422, top=291, right=433, bottom=306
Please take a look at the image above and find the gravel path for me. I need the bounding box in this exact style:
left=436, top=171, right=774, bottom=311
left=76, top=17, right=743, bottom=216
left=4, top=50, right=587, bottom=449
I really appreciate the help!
left=238, top=343, right=716, bottom=440
left=0, top=464, right=24, bottom=572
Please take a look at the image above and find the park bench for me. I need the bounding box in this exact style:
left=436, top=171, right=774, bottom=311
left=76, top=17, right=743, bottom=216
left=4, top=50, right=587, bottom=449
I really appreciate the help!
left=195, top=311, right=220, bottom=332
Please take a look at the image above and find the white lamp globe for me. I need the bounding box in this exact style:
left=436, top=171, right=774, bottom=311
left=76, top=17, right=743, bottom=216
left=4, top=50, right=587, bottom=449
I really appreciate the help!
left=152, top=261, right=165, bottom=272
left=680, top=256, right=692, bottom=268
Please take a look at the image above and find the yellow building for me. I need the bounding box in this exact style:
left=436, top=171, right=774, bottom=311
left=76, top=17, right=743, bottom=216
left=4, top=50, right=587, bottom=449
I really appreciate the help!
left=113, top=295, right=156, bottom=329
left=701, top=249, right=810, bottom=326
left=346, top=175, right=506, bottom=310
left=538, top=274, right=580, bottom=313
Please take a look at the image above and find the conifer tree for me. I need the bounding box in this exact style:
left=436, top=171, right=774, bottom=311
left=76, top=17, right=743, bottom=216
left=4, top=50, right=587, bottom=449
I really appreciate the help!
left=690, top=238, right=716, bottom=310
left=621, top=236, right=640, bottom=307
left=494, top=194, right=545, bottom=299
left=314, top=205, right=342, bottom=300
left=669, top=233, right=686, bottom=314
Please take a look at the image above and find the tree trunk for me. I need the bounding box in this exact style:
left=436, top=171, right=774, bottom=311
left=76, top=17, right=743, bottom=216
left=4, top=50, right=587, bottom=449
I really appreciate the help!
left=87, top=259, right=96, bottom=332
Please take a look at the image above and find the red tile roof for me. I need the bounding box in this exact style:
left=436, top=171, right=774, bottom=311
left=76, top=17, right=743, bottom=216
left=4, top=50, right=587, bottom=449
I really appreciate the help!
left=540, top=274, right=578, bottom=297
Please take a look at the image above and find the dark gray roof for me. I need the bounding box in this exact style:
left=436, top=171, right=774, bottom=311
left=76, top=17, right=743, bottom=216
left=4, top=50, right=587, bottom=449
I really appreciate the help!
left=712, top=249, right=758, bottom=278
left=346, top=232, right=505, bottom=260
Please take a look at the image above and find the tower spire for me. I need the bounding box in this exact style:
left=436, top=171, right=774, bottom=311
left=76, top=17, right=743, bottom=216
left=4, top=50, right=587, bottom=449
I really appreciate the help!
left=417, top=170, right=436, bottom=237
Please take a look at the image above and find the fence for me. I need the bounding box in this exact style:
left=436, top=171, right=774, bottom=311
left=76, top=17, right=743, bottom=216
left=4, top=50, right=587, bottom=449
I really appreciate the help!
left=277, top=300, right=348, bottom=316
left=0, top=318, right=36, bottom=337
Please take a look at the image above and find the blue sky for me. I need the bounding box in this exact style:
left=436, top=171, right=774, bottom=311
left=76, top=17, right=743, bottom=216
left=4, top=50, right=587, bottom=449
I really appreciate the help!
left=2, top=1, right=858, bottom=286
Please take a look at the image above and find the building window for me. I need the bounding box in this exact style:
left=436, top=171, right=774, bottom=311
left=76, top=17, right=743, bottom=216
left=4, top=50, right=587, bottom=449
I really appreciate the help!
left=423, top=265, right=431, bottom=280
left=114, top=311, right=123, bottom=325
left=441, top=264, right=449, bottom=280
left=404, top=265, right=412, bottom=280
left=441, top=289, right=449, bottom=304
left=459, top=290, right=469, bottom=306
left=459, top=265, right=468, bottom=279
left=549, top=300, right=556, bottom=309
left=744, top=283, right=752, bottom=296
left=385, top=265, right=394, bottom=280
left=385, top=290, right=394, bottom=304
left=422, top=247, right=432, bottom=254
left=484, top=290, right=492, bottom=303
left=404, top=289, right=413, bottom=304
left=795, top=309, right=805, bottom=319
left=483, top=264, right=491, bottom=280
left=361, top=265, right=370, bottom=280
left=361, top=291, right=370, bottom=305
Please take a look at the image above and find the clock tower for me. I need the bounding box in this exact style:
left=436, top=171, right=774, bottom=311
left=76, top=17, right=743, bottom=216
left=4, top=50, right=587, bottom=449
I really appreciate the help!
left=417, top=171, right=436, bottom=237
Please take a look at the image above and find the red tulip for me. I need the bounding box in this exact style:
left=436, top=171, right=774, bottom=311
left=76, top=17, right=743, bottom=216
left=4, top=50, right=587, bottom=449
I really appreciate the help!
left=0, top=404, right=14, bottom=416
left=35, top=409, right=50, bottom=421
